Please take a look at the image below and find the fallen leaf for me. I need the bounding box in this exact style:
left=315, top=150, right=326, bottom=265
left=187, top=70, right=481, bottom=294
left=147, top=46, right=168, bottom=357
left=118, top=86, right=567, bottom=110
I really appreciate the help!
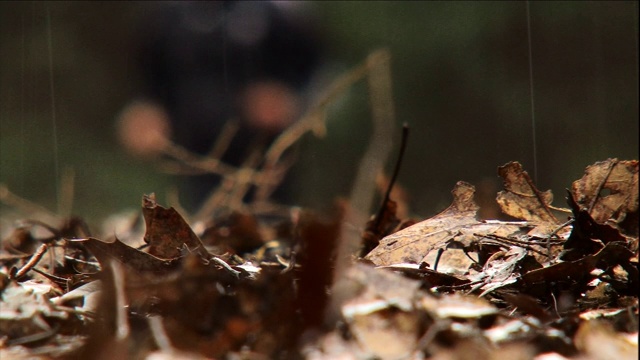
left=348, top=308, right=420, bottom=360
left=361, top=198, right=401, bottom=256
left=419, top=293, right=498, bottom=319
left=376, top=263, right=470, bottom=287
left=201, top=211, right=264, bottom=255
left=339, top=264, right=425, bottom=359
left=562, top=189, right=627, bottom=260
left=364, top=182, right=479, bottom=266
left=499, top=292, right=554, bottom=323
left=72, top=237, right=179, bottom=273
left=0, top=281, right=67, bottom=344
left=142, top=194, right=210, bottom=260
left=365, top=182, right=537, bottom=269
left=574, top=320, right=638, bottom=360
left=496, top=162, right=561, bottom=224
left=520, top=242, right=636, bottom=288
left=472, top=247, right=527, bottom=297
left=570, top=158, right=639, bottom=236
left=50, top=280, right=102, bottom=314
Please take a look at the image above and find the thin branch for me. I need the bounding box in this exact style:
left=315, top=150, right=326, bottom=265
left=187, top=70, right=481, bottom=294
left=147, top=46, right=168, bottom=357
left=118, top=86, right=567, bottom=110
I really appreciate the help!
left=58, top=166, right=75, bottom=217
left=111, top=259, right=130, bottom=341
left=0, top=184, right=61, bottom=225
left=263, top=51, right=386, bottom=169
left=372, top=124, right=409, bottom=233
left=326, top=49, right=396, bottom=325
left=148, top=316, right=173, bottom=352
left=12, top=243, right=49, bottom=279
left=207, top=119, right=240, bottom=160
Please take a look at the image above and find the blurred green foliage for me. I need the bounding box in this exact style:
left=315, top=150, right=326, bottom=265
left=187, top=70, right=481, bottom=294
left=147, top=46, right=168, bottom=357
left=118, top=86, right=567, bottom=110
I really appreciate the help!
left=1, top=1, right=637, bottom=225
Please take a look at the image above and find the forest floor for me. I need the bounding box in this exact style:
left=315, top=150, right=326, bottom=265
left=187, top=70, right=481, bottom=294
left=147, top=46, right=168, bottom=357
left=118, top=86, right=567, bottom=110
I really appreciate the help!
left=0, top=157, right=637, bottom=359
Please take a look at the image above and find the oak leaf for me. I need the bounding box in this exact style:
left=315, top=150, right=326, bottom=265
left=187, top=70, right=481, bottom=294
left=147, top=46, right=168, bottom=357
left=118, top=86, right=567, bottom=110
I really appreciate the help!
left=496, top=161, right=560, bottom=224
left=364, top=182, right=537, bottom=268
left=142, top=194, right=210, bottom=260
left=570, top=158, right=638, bottom=236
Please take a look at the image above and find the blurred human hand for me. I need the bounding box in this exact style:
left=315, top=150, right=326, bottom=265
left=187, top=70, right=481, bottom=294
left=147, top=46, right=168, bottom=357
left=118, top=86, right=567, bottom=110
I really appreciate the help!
left=240, top=81, right=300, bottom=134
left=116, top=101, right=171, bottom=158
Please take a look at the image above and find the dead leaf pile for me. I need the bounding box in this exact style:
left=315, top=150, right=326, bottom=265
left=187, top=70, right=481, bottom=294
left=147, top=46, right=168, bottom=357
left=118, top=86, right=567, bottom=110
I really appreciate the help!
left=0, top=158, right=637, bottom=359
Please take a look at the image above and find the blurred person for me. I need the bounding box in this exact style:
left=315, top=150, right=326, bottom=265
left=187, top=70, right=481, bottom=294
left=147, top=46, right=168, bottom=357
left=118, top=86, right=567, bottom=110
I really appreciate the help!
left=117, top=1, right=324, bottom=211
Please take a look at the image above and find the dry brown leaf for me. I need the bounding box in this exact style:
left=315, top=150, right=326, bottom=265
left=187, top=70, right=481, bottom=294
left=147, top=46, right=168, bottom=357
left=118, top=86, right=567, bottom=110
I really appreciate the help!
left=472, top=247, right=527, bottom=297
left=338, top=264, right=425, bottom=359
left=496, top=162, right=560, bottom=224
left=348, top=309, right=420, bottom=360
left=364, top=182, right=479, bottom=266
left=376, top=263, right=470, bottom=287
left=142, top=194, right=210, bottom=260
left=520, top=241, right=636, bottom=287
left=364, top=182, right=536, bottom=268
left=419, top=292, right=498, bottom=319
left=201, top=211, right=264, bottom=255
left=0, top=281, right=68, bottom=346
left=574, top=320, right=638, bottom=360
left=73, top=237, right=179, bottom=273
left=571, top=158, right=639, bottom=236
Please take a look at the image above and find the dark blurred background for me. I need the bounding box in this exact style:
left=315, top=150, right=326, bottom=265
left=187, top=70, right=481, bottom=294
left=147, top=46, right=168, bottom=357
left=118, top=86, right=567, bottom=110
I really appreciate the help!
left=1, top=1, right=638, bottom=224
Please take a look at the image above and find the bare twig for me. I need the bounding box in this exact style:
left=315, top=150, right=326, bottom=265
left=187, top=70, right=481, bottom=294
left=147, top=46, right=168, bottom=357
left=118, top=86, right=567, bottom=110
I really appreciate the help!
left=0, top=184, right=61, bottom=225
left=263, top=50, right=385, bottom=170
left=226, top=144, right=268, bottom=211
left=211, top=256, right=241, bottom=278
left=193, top=144, right=270, bottom=221
left=158, top=48, right=399, bottom=226
left=207, top=119, right=240, bottom=160
left=58, top=166, right=75, bottom=216
left=334, top=49, right=396, bottom=266
left=326, top=49, right=396, bottom=325
left=160, top=142, right=244, bottom=177
left=111, top=259, right=130, bottom=341
left=254, top=151, right=297, bottom=202
left=475, top=233, right=564, bottom=257
left=12, top=243, right=49, bottom=279
left=148, top=316, right=173, bottom=352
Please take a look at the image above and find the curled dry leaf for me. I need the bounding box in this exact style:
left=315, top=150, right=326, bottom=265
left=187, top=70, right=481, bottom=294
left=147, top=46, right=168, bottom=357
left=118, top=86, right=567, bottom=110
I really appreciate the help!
left=496, top=161, right=560, bottom=224
left=562, top=189, right=629, bottom=260
left=570, top=158, right=639, bottom=236
left=142, top=194, right=210, bottom=260
left=364, top=182, right=542, bottom=270
left=364, top=181, right=480, bottom=267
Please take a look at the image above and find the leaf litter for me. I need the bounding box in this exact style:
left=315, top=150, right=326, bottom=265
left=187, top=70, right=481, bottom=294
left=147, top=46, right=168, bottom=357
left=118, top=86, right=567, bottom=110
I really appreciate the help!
left=0, top=48, right=637, bottom=359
